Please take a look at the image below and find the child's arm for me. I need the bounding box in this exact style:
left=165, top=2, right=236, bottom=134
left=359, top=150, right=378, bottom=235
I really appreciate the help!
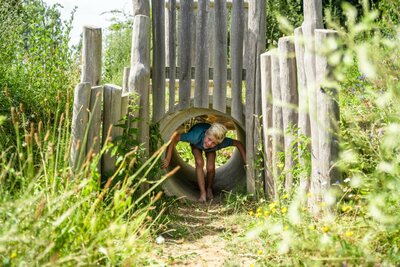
left=232, top=140, right=246, bottom=164
left=162, top=132, right=181, bottom=169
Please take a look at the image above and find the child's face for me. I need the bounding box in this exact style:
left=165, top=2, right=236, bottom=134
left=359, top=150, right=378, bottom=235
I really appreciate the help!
left=203, top=133, right=219, bottom=149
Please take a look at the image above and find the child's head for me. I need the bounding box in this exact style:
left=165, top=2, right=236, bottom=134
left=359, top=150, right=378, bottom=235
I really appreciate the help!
left=204, top=123, right=227, bottom=149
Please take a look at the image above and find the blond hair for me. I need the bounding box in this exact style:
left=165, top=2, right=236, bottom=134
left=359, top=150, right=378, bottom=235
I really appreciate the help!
left=207, top=123, right=227, bottom=143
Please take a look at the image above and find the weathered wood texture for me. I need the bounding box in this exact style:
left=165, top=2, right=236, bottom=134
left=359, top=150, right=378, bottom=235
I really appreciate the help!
left=128, top=15, right=150, bottom=151
left=294, top=26, right=311, bottom=193
left=270, top=49, right=283, bottom=196
left=178, top=0, right=193, bottom=109
left=70, top=82, right=91, bottom=173
left=81, top=26, right=102, bottom=86
left=122, top=67, right=131, bottom=93
left=278, top=36, right=298, bottom=192
left=168, top=0, right=176, bottom=112
left=194, top=0, right=210, bottom=108
left=302, top=0, right=324, bottom=202
left=260, top=52, right=274, bottom=199
left=132, top=0, right=150, bottom=16
left=152, top=0, right=166, bottom=122
left=230, top=0, right=244, bottom=124
left=212, top=0, right=227, bottom=113
left=245, top=0, right=266, bottom=194
left=102, top=84, right=122, bottom=174
left=207, top=9, right=215, bottom=67
left=86, top=85, right=103, bottom=166
left=312, top=29, right=340, bottom=214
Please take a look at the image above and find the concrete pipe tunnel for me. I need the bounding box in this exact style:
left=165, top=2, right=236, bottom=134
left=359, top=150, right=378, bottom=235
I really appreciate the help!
left=159, top=107, right=246, bottom=201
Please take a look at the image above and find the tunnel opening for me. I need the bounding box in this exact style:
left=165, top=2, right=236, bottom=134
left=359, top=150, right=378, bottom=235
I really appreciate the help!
left=158, top=107, right=246, bottom=201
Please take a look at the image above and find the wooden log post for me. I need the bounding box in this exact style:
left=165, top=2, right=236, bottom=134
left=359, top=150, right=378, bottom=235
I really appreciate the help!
left=128, top=14, right=151, bottom=152
left=86, top=86, right=103, bottom=164
left=70, top=82, right=91, bottom=173
left=122, top=67, right=131, bottom=93
left=81, top=26, right=102, bottom=86
left=270, top=49, right=284, bottom=197
left=302, top=0, right=324, bottom=203
left=178, top=0, right=193, bottom=109
left=213, top=0, right=227, bottom=113
left=194, top=0, right=210, bottom=108
left=132, top=0, right=150, bottom=16
left=312, top=29, right=340, bottom=214
left=245, top=0, right=266, bottom=195
left=168, top=0, right=176, bottom=112
left=260, top=52, right=274, bottom=199
left=294, top=26, right=311, bottom=193
left=278, top=36, right=298, bottom=192
left=207, top=8, right=215, bottom=68
left=230, top=0, right=244, bottom=124
left=102, top=85, right=122, bottom=174
left=152, top=0, right=166, bottom=122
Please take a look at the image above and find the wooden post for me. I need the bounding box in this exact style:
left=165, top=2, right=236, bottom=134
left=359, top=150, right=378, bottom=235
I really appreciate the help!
left=81, top=26, right=102, bottom=87
left=302, top=0, right=323, bottom=203
left=191, top=6, right=197, bottom=67
left=213, top=0, right=227, bottom=113
left=102, top=84, right=122, bottom=174
left=70, top=82, right=91, bottom=173
left=230, top=0, right=244, bottom=124
left=132, top=0, right=150, bottom=16
left=278, top=36, right=298, bottom=192
left=168, top=0, right=176, bottom=112
left=178, top=0, right=193, bottom=109
left=152, top=0, right=166, bottom=122
left=128, top=14, right=150, bottom=152
left=245, top=0, right=266, bottom=195
left=294, top=26, right=311, bottom=193
left=207, top=8, right=215, bottom=68
left=86, top=85, right=103, bottom=166
left=194, top=0, right=210, bottom=108
left=260, top=52, right=274, bottom=199
left=242, top=6, right=249, bottom=69
left=122, top=67, right=130, bottom=93
left=313, top=29, right=340, bottom=214
left=271, top=49, right=283, bottom=198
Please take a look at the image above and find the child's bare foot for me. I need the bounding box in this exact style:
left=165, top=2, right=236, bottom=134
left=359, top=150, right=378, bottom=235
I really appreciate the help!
left=206, top=188, right=214, bottom=200
left=198, top=194, right=207, bottom=203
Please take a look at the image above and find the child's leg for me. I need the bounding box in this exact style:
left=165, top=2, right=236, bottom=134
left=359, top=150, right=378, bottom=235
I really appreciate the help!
left=205, top=151, right=216, bottom=199
left=191, top=146, right=206, bottom=202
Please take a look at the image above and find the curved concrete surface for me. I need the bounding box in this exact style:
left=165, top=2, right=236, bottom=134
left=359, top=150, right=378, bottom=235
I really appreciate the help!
left=158, top=107, right=246, bottom=201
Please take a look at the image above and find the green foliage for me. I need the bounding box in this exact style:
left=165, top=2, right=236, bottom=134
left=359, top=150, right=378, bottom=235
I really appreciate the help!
left=0, top=0, right=78, bottom=147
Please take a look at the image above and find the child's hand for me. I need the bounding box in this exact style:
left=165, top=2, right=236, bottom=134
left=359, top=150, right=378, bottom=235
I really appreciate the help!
left=161, top=158, right=170, bottom=169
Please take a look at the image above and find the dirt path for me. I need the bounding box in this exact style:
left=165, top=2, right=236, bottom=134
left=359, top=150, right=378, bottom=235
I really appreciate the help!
left=153, top=200, right=255, bottom=266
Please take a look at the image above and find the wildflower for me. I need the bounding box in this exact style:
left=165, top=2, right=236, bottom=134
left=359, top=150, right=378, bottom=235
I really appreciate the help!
left=322, top=226, right=330, bottom=233
left=249, top=211, right=254, bottom=216
left=268, top=202, right=277, bottom=209
left=257, top=207, right=262, bottom=213
left=257, top=249, right=263, bottom=255
left=341, top=205, right=352, bottom=212
left=282, top=193, right=289, bottom=199
left=308, top=225, right=316, bottom=230
left=264, top=210, right=270, bottom=217
left=11, top=251, right=17, bottom=259
left=345, top=231, right=354, bottom=237
left=271, top=208, right=277, bottom=213
left=344, top=177, right=351, bottom=183
left=284, top=225, right=289, bottom=230
left=256, top=212, right=261, bottom=218
left=281, top=207, right=288, bottom=213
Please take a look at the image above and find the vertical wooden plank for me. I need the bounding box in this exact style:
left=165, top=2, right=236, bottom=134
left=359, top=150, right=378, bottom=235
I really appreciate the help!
left=152, top=0, right=166, bottom=121
left=191, top=6, right=197, bottom=67
left=128, top=14, right=150, bottom=152
left=278, top=36, right=298, bottom=192
left=213, top=0, right=228, bottom=112
left=230, top=0, right=244, bottom=124
left=102, top=84, right=122, bottom=174
left=242, top=6, right=249, bottom=69
left=132, top=0, right=150, bottom=16
left=81, top=26, right=102, bottom=86
left=294, top=26, right=311, bottom=193
left=194, top=0, right=210, bottom=108
left=122, top=67, right=130, bottom=93
left=302, top=0, right=323, bottom=210
left=245, top=0, right=266, bottom=195
left=207, top=8, right=215, bottom=68
left=86, top=85, right=103, bottom=169
left=178, top=0, right=193, bottom=109
left=70, top=82, right=91, bottom=173
left=168, top=0, right=176, bottom=112
left=260, top=52, right=274, bottom=199
left=315, top=29, right=340, bottom=213
left=270, top=49, right=283, bottom=199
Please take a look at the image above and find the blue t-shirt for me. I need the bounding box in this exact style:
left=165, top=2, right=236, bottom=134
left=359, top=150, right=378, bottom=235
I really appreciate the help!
left=180, top=123, right=233, bottom=152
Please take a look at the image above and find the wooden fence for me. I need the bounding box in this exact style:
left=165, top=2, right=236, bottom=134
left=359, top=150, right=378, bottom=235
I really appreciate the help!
left=70, top=0, right=340, bottom=214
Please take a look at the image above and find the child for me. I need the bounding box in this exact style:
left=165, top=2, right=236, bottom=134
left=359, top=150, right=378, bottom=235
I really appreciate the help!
left=162, top=122, right=246, bottom=202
